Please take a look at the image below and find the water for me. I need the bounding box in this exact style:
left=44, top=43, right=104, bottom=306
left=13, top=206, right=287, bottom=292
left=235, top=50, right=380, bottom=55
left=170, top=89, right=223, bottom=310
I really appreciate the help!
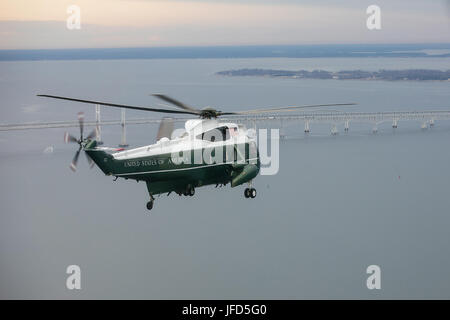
left=1, top=57, right=450, bottom=299
left=2, top=44, right=449, bottom=61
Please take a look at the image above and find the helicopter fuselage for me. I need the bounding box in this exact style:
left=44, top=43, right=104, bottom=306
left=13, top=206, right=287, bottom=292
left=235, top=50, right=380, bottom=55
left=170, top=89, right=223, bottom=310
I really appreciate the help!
left=85, top=120, right=260, bottom=198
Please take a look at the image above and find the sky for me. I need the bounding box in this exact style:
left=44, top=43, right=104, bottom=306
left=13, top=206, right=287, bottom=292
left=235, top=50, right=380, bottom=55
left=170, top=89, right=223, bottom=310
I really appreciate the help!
left=0, top=0, right=449, bottom=49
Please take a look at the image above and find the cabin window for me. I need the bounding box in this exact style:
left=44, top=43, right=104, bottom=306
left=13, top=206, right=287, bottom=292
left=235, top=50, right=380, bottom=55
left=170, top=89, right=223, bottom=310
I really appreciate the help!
left=197, top=126, right=231, bottom=142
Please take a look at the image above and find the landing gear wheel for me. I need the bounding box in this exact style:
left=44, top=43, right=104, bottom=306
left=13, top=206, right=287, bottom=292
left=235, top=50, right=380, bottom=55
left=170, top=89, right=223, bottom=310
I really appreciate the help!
left=184, top=185, right=195, bottom=196
left=250, top=188, right=257, bottom=198
left=244, top=188, right=250, bottom=198
left=146, top=200, right=154, bottom=211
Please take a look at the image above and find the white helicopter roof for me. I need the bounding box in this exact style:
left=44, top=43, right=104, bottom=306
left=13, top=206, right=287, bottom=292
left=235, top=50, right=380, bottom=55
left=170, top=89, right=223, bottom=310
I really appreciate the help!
left=112, top=119, right=245, bottom=160
left=185, top=119, right=239, bottom=134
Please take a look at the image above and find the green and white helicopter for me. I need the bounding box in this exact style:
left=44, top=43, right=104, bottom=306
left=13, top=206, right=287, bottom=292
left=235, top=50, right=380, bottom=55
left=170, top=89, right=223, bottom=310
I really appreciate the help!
left=38, top=94, right=353, bottom=211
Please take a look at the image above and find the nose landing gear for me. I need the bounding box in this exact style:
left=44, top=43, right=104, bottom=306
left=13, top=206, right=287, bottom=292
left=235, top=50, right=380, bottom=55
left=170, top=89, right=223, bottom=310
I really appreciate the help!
left=244, top=188, right=257, bottom=199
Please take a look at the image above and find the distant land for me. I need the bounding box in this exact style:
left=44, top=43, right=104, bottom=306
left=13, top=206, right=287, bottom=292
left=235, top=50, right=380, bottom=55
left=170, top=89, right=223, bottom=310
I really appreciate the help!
left=1, top=44, right=450, bottom=61
left=216, top=69, right=450, bottom=81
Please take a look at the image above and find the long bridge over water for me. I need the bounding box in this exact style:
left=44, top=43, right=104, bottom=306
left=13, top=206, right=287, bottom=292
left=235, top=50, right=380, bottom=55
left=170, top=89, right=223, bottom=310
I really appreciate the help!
left=2, top=107, right=450, bottom=144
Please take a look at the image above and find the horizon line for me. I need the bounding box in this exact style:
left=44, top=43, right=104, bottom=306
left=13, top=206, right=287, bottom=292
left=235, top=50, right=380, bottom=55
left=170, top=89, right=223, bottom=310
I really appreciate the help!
left=1, top=42, right=450, bottom=52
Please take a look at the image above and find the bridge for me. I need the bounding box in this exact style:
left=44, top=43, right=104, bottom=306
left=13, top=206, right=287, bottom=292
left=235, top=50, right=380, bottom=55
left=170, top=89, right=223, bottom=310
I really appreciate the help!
left=227, top=110, right=450, bottom=134
left=1, top=107, right=450, bottom=144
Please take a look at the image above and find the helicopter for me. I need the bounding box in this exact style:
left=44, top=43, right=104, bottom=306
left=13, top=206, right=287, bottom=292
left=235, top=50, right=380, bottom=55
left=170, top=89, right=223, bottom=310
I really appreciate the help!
left=37, top=94, right=355, bottom=211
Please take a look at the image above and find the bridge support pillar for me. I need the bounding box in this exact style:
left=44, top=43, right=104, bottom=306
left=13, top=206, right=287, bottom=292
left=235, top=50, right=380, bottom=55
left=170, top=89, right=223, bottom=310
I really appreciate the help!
left=344, top=120, right=349, bottom=132
left=119, top=108, right=129, bottom=147
left=304, top=120, right=310, bottom=133
left=372, top=123, right=378, bottom=134
left=421, top=121, right=428, bottom=130
left=95, top=104, right=103, bottom=145
left=392, top=119, right=398, bottom=129
left=280, top=119, right=286, bottom=140
left=331, top=123, right=338, bottom=136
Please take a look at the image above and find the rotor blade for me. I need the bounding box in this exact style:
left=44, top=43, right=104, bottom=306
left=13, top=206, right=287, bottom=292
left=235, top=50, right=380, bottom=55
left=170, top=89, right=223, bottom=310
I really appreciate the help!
left=78, top=112, right=84, bottom=139
left=156, top=117, right=174, bottom=141
left=152, top=94, right=200, bottom=113
left=37, top=94, right=199, bottom=116
left=70, top=148, right=81, bottom=172
left=223, top=103, right=357, bottom=115
left=85, top=128, right=97, bottom=140
left=64, top=132, right=78, bottom=144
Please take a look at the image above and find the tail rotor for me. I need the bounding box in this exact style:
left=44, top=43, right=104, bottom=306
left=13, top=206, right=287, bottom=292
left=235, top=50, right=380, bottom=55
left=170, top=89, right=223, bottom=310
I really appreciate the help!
left=64, top=112, right=97, bottom=172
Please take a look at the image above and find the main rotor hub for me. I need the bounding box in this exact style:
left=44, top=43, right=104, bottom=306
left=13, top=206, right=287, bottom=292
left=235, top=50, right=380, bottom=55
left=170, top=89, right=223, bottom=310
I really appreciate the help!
left=200, top=108, right=219, bottom=119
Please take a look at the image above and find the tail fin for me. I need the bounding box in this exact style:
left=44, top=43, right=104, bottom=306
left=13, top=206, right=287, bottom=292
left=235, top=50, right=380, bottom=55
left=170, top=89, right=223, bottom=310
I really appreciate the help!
left=84, top=140, right=115, bottom=175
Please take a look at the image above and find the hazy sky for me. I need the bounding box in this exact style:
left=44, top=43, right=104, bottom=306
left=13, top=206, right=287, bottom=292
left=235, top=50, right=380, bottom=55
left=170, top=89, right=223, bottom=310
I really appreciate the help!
left=0, top=0, right=449, bottom=49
